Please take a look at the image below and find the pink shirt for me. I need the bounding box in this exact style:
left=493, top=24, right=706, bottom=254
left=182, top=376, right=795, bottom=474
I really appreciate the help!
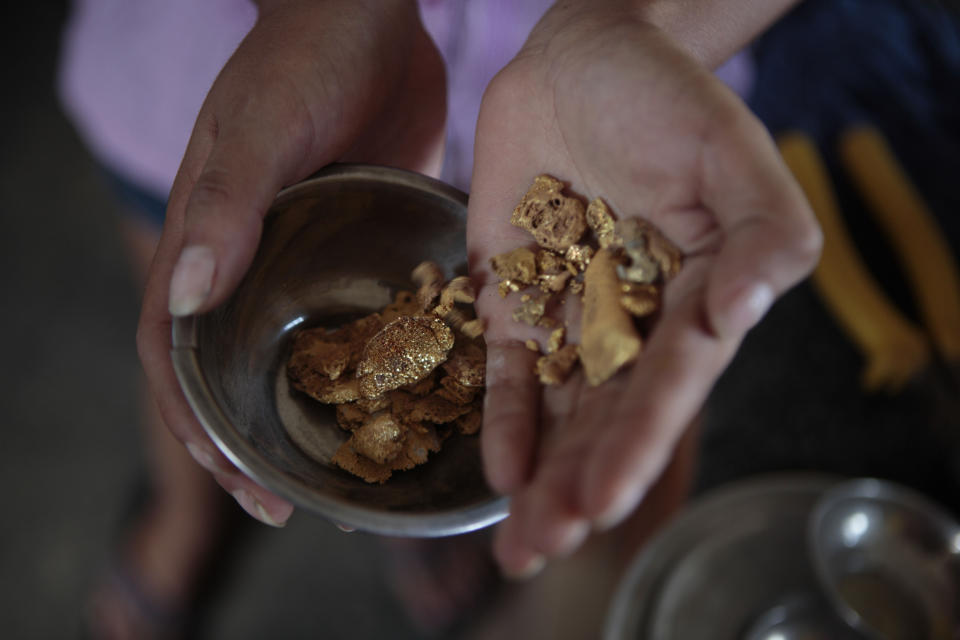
left=58, top=0, right=751, bottom=197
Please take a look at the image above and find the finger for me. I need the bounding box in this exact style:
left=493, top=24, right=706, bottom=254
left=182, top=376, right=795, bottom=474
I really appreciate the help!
left=698, top=104, right=822, bottom=339
left=512, top=448, right=592, bottom=557
left=579, top=259, right=738, bottom=529
left=492, top=514, right=546, bottom=580
left=214, top=470, right=294, bottom=527
left=165, top=108, right=312, bottom=317
left=480, top=341, right=542, bottom=495
left=137, top=129, right=219, bottom=451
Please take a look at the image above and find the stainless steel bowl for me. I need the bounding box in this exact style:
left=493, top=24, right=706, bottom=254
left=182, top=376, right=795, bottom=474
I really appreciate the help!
left=603, top=474, right=848, bottom=640
left=171, top=164, right=508, bottom=536
left=809, top=478, right=960, bottom=640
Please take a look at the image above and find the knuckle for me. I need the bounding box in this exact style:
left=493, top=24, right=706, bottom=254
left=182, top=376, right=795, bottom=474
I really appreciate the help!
left=189, top=166, right=236, bottom=212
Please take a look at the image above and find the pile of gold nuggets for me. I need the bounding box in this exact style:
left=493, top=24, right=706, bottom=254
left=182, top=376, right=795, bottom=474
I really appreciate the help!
left=286, top=174, right=682, bottom=483
left=491, top=174, right=683, bottom=387
left=287, top=263, right=486, bottom=483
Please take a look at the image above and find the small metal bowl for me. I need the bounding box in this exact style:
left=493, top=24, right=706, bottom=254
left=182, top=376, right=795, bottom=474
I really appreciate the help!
left=171, top=164, right=508, bottom=536
left=809, top=478, right=960, bottom=640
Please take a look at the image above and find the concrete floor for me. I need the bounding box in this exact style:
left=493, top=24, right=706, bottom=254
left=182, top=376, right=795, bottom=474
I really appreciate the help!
left=3, top=3, right=958, bottom=639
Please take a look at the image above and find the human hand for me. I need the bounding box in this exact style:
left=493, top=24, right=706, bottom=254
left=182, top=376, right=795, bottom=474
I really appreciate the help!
left=468, top=5, right=821, bottom=574
left=137, top=0, right=446, bottom=526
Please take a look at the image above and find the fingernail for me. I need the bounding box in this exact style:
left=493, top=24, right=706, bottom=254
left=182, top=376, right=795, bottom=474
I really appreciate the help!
left=231, top=489, right=287, bottom=527
left=334, top=522, right=356, bottom=533
left=722, top=281, right=773, bottom=336
left=186, top=442, right=226, bottom=474
left=555, top=520, right=590, bottom=558
left=504, top=554, right=546, bottom=581
left=169, top=245, right=216, bottom=316
left=593, top=487, right=644, bottom=533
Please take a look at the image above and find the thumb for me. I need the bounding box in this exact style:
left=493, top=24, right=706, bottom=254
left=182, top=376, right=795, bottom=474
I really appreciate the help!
left=167, top=113, right=302, bottom=317
left=700, top=112, right=822, bottom=339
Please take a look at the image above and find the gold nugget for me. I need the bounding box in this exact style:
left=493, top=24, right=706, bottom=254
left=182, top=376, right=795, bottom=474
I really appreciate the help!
left=412, top=261, right=445, bottom=311
left=580, top=249, right=642, bottom=386
left=511, top=175, right=587, bottom=251
left=586, top=198, right=617, bottom=248
left=356, top=315, right=454, bottom=399
left=620, top=282, right=661, bottom=317
left=535, top=344, right=579, bottom=385
left=490, top=247, right=539, bottom=285
left=349, top=412, right=405, bottom=464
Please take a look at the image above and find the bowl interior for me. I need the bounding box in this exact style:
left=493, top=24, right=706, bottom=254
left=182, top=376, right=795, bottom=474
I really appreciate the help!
left=172, top=165, right=507, bottom=536
left=810, top=479, right=960, bottom=640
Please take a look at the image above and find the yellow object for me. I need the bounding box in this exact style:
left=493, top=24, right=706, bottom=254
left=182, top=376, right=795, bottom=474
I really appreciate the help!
left=839, top=127, right=960, bottom=363
left=778, top=132, right=931, bottom=392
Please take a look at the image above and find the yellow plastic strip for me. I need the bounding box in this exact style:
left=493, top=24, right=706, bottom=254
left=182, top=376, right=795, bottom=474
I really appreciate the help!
left=778, top=132, right=930, bottom=392
left=839, top=126, right=960, bottom=363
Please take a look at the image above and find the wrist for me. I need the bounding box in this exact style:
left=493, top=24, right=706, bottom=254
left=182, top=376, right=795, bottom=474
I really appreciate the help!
left=532, top=0, right=800, bottom=69
left=630, top=0, right=801, bottom=68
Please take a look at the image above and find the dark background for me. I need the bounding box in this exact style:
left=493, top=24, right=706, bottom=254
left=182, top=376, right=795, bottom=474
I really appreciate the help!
left=1, top=1, right=957, bottom=638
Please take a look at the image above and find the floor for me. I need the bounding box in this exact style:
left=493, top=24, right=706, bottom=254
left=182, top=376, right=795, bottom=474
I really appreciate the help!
left=2, top=3, right=957, bottom=639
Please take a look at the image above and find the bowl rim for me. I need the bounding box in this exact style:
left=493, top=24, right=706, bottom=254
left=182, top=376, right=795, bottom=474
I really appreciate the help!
left=170, top=163, right=509, bottom=537
left=807, top=477, right=960, bottom=636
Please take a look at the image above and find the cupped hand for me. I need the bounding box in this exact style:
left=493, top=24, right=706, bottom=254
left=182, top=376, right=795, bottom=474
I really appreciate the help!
left=468, top=7, right=821, bottom=574
left=137, top=0, right=446, bottom=526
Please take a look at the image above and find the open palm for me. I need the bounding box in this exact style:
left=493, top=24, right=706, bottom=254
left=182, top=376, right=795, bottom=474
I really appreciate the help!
left=468, top=14, right=821, bottom=573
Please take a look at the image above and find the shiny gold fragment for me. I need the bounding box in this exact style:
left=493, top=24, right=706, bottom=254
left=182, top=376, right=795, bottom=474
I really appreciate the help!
left=547, top=327, right=565, bottom=354
left=620, top=282, right=660, bottom=317
left=331, top=444, right=393, bottom=484
left=535, top=344, right=580, bottom=385
left=287, top=331, right=352, bottom=381
left=613, top=218, right=683, bottom=283
left=525, top=339, right=540, bottom=352
left=408, top=393, right=473, bottom=424
left=537, top=271, right=572, bottom=293
left=356, top=393, right=391, bottom=413
left=645, top=225, right=683, bottom=280
left=292, top=374, right=361, bottom=404
left=564, top=244, right=594, bottom=273
left=412, top=261, right=445, bottom=311
left=356, top=315, right=454, bottom=398
left=392, top=425, right=441, bottom=470
left=439, top=307, right=469, bottom=332
left=586, top=198, right=617, bottom=248
left=331, top=424, right=441, bottom=484
left=435, top=376, right=477, bottom=405
left=538, top=316, right=558, bottom=329
left=400, top=370, right=437, bottom=396
left=460, top=318, right=485, bottom=339
left=441, top=341, right=486, bottom=387
left=350, top=412, right=405, bottom=464
left=511, top=175, right=587, bottom=251
left=536, top=249, right=567, bottom=275
left=490, top=248, right=538, bottom=285
left=433, top=276, right=476, bottom=316
left=512, top=294, right=548, bottom=326
left=581, top=249, right=642, bottom=386
left=498, top=279, right=521, bottom=298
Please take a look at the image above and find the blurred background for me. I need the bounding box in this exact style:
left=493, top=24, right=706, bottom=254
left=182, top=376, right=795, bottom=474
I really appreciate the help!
left=2, top=1, right=958, bottom=638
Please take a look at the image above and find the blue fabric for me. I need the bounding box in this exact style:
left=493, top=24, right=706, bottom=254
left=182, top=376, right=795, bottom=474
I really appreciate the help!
left=749, top=0, right=960, bottom=316
left=750, top=0, right=959, bottom=229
